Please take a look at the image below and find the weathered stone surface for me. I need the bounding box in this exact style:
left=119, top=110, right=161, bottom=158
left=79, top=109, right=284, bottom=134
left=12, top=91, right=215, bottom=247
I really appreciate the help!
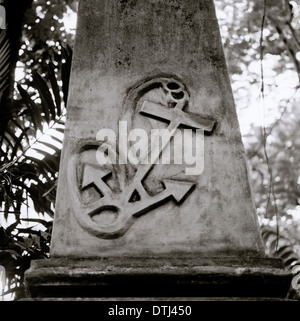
left=49, top=0, right=264, bottom=258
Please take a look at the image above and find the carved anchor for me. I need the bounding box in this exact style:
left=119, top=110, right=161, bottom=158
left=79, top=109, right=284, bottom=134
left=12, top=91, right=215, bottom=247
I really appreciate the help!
left=81, top=164, right=195, bottom=238
left=73, top=79, right=216, bottom=239
left=125, top=83, right=215, bottom=203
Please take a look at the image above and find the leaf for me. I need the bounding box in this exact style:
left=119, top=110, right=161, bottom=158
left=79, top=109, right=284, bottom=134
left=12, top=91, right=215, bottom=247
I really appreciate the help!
left=32, top=70, right=56, bottom=121
left=6, top=221, right=19, bottom=235
left=13, top=163, right=39, bottom=181
left=292, top=265, right=300, bottom=274
left=47, top=60, right=61, bottom=116
left=2, top=131, right=16, bottom=150
left=42, top=180, right=57, bottom=198
left=49, top=134, right=63, bottom=144
left=10, top=119, right=30, bottom=146
left=285, top=257, right=299, bottom=268
left=281, top=251, right=298, bottom=262
left=54, top=127, right=64, bottom=134
left=4, top=202, right=10, bottom=221
left=261, top=229, right=276, bottom=243
left=0, top=29, right=10, bottom=99
left=0, top=251, right=17, bottom=267
left=40, top=230, right=51, bottom=239
left=275, top=245, right=293, bottom=257
left=28, top=149, right=60, bottom=176
left=0, top=265, right=6, bottom=293
left=23, top=155, right=55, bottom=177
left=20, top=218, right=52, bottom=228
left=11, top=129, right=30, bottom=159
left=31, top=148, right=51, bottom=158
left=41, top=156, right=60, bottom=176
left=0, top=227, right=10, bottom=248
left=56, top=118, right=65, bottom=125
left=17, top=83, right=43, bottom=132
left=22, top=236, right=33, bottom=248
left=38, top=140, right=61, bottom=154
left=2, top=250, right=21, bottom=260
left=269, top=237, right=282, bottom=253
left=61, top=44, right=73, bottom=106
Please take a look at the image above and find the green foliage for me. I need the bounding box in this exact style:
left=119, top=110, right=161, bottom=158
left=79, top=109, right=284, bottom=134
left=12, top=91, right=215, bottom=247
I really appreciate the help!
left=0, top=44, right=72, bottom=220
left=245, top=103, right=300, bottom=300
left=215, top=0, right=300, bottom=81
left=0, top=224, right=51, bottom=300
left=215, top=0, right=300, bottom=298
left=20, top=0, right=76, bottom=85
left=0, top=43, right=72, bottom=299
left=0, top=0, right=74, bottom=300
left=0, top=29, right=10, bottom=100
left=261, top=227, right=300, bottom=299
left=245, top=103, right=300, bottom=222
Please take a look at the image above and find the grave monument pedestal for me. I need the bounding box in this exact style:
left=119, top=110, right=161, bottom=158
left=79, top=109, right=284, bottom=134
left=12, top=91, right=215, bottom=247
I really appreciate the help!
left=25, top=0, right=292, bottom=300
left=25, top=257, right=291, bottom=300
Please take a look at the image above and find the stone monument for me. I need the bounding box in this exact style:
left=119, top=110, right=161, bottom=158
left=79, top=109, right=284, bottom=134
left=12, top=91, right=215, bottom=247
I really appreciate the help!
left=25, top=0, right=292, bottom=299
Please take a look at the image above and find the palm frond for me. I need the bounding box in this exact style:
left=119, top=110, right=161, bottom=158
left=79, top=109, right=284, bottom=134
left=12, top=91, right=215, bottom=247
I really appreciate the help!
left=32, top=70, right=57, bottom=122
left=0, top=28, right=10, bottom=101
left=261, top=227, right=300, bottom=268
left=1, top=46, right=72, bottom=222
left=47, top=60, right=61, bottom=116
left=16, top=83, right=43, bottom=132
left=61, top=43, right=72, bottom=106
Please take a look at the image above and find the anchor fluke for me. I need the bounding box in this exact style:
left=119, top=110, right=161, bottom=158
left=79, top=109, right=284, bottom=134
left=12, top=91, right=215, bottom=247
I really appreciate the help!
left=162, top=179, right=195, bottom=203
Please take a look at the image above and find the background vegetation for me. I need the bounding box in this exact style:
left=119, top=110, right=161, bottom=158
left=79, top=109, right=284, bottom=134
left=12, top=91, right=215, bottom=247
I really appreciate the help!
left=0, top=0, right=300, bottom=300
